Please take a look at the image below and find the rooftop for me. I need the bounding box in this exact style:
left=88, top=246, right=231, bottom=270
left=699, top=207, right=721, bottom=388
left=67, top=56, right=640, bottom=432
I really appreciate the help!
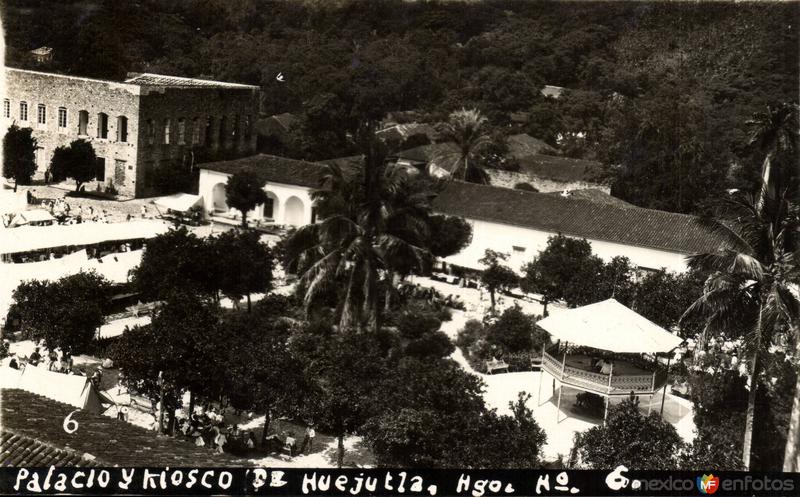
left=1, top=430, right=100, bottom=467
left=541, top=85, right=566, bottom=99
left=517, top=154, right=606, bottom=184
left=124, top=73, right=259, bottom=90
left=431, top=181, right=725, bottom=255
left=200, top=154, right=330, bottom=189
left=392, top=142, right=460, bottom=164
left=1, top=388, right=244, bottom=467
left=507, top=134, right=558, bottom=158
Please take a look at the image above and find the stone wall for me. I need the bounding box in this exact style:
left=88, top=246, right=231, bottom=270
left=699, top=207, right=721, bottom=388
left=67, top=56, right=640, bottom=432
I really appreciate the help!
left=3, top=69, right=141, bottom=196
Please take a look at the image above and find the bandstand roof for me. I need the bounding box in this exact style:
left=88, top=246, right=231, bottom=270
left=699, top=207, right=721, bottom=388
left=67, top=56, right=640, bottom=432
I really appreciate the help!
left=537, top=298, right=683, bottom=354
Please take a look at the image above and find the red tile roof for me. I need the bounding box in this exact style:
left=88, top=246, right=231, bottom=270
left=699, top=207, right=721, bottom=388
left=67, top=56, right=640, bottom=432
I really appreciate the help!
left=1, top=389, right=244, bottom=467
left=432, top=181, right=725, bottom=255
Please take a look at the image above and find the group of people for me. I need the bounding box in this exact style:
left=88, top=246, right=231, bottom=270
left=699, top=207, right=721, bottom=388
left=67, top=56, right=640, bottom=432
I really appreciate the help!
left=6, top=343, right=100, bottom=382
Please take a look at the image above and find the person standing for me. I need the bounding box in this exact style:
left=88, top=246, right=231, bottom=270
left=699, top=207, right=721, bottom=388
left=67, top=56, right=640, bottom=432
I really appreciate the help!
left=306, top=426, right=315, bottom=454
left=47, top=349, right=59, bottom=371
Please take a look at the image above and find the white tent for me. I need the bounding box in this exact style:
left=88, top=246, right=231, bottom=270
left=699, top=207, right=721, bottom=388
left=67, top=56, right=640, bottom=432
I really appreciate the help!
left=154, top=193, right=203, bottom=213
left=10, top=209, right=55, bottom=227
left=536, top=298, right=684, bottom=354
left=0, top=365, right=114, bottom=413
left=0, top=220, right=169, bottom=255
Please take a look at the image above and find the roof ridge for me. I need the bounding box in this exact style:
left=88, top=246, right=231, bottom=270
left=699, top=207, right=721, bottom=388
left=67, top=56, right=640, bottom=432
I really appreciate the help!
left=448, top=181, right=702, bottom=220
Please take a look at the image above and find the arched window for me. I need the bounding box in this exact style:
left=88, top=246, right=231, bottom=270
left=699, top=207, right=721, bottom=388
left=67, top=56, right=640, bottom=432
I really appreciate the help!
left=78, top=110, right=89, bottom=135
left=244, top=115, right=252, bottom=139
left=232, top=115, right=239, bottom=140
left=116, top=116, right=128, bottom=142
left=205, top=116, right=214, bottom=146
left=97, top=112, right=108, bottom=139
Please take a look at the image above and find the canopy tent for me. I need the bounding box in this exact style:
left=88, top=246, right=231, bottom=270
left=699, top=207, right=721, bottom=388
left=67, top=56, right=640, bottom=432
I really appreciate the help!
left=0, top=220, right=168, bottom=255
left=153, top=193, right=203, bottom=213
left=0, top=366, right=114, bottom=414
left=0, top=249, right=145, bottom=325
left=537, top=298, right=683, bottom=354
left=10, top=209, right=55, bottom=227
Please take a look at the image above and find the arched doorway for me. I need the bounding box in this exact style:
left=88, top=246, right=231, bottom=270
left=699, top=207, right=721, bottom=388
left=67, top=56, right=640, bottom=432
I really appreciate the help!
left=284, top=196, right=305, bottom=226
left=212, top=183, right=227, bottom=213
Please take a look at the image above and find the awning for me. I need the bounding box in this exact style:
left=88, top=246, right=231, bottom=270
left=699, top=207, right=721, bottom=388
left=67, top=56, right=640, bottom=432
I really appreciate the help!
left=536, top=298, right=684, bottom=354
left=10, top=209, right=55, bottom=226
left=154, top=193, right=203, bottom=213
left=0, top=220, right=169, bottom=255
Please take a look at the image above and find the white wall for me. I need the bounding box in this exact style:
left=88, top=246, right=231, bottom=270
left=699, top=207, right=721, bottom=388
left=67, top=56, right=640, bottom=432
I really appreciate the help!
left=442, top=217, right=691, bottom=274
left=198, top=169, right=315, bottom=227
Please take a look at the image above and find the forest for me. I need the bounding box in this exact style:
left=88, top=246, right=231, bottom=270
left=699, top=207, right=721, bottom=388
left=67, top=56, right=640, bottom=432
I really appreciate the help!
left=4, top=0, right=798, bottom=214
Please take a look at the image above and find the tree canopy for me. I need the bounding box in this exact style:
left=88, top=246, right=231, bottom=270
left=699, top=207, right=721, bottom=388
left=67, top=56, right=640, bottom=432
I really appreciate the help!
left=50, top=139, right=98, bottom=191
left=11, top=271, right=110, bottom=355
left=2, top=124, right=37, bottom=191
left=225, top=170, right=268, bottom=227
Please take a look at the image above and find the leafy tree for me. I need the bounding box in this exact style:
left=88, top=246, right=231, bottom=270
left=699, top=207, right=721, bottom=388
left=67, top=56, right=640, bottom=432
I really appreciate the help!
left=478, top=249, right=518, bottom=313
left=225, top=169, right=268, bottom=228
left=110, top=291, right=224, bottom=433
left=224, top=299, right=307, bottom=446
left=573, top=399, right=685, bottom=470
left=393, top=306, right=454, bottom=360
left=628, top=268, right=703, bottom=335
left=130, top=227, right=218, bottom=300
left=682, top=190, right=800, bottom=470
left=210, top=229, right=273, bottom=311
left=293, top=329, right=386, bottom=467
left=486, top=305, right=542, bottom=354
left=521, top=234, right=601, bottom=315
left=436, top=108, right=492, bottom=184
left=11, top=272, right=110, bottom=355
left=428, top=215, right=473, bottom=259
left=2, top=124, right=37, bottom=191
left=50, top=139, right=98, bottom=192
left=364, top=358, right=546, bottom=467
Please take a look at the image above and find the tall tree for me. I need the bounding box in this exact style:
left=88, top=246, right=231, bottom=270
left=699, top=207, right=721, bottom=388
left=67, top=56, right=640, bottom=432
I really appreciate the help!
left=2, top=124, right=37, bottom=191
left=285, top=128, right=431, bottom=332
left=428, top=215, right=473, bottom=259
left=436, top=108, right=492, bottom=184
left=682, top=190, right=799, bottom=470
left=746, top=103, right=799, bottom=207
left=210, top=229, right=274, bottom=311
left=521, top=234, right=601, bottom=315
left=478, top=249, right=518, bottom=314
left=130, top=227, right=218, bottom=300
left=225, top=298, right=306, bottom=447
left=11, top=272, right=110, bottom=355
left=50, top=139, right=98, bottom=192
left=226, top=169, right=268, bottom=228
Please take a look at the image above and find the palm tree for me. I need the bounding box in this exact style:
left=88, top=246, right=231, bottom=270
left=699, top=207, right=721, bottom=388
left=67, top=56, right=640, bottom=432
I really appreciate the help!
left=285, top=124, right=432, bottom=332
left=436, top=108, right=492, bottom=184
left=682, top=190, right=799, bottom=470
left=746, top=103, right=799, bottom=209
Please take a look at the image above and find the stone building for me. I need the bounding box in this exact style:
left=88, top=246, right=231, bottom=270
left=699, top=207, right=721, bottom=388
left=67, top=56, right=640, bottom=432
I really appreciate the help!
left=2, top=68, right=260, bottom=198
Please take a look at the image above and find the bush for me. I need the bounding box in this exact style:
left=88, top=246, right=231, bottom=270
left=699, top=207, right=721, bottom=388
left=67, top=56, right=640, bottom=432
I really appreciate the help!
left=514, top=182, right=538, bottom=192
left=456, top=319, right=485, bottom=350
left=486, top=305, right=542, bottom=354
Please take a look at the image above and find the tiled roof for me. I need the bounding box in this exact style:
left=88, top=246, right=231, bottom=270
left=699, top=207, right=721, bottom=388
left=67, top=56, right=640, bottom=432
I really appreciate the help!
left=545, top=189, right=633, bottom=208
left=1, top=389, right=244, bottom=467
left=517, top=154, right=606, bottom=184
left=124, top=73, right=259, bottom=90
left=431, top=181, right=725, bottom=255
left=392, top=142, right=460, bottom=164
left=201, top=154, right=330, bottom=189
left=2, top=430, right=101, bottom=467
left=507, top=134, right=558, bottom=158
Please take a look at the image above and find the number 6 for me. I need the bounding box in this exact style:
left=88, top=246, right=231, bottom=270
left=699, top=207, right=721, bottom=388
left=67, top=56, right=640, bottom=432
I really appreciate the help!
left=63, top=410, right=79, bottom=434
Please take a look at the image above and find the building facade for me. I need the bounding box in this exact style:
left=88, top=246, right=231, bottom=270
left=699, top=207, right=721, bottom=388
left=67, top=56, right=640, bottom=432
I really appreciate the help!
left=2, top=68, right=259, bottom=198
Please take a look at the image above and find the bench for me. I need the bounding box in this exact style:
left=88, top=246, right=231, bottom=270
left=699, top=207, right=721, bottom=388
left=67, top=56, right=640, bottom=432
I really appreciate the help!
left=486, top=358, right=509, bottom=375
